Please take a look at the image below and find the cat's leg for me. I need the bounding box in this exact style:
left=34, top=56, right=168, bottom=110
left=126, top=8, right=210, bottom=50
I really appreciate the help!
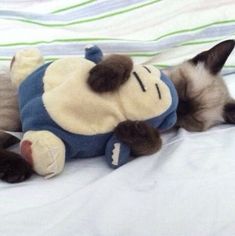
left=20, top=130, right=65, bottom=179
left=10, top=48, right=44, bottom=87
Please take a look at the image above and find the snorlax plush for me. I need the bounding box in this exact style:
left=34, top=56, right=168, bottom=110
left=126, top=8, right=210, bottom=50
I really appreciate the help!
left=10, top=46, right=178, bottom=178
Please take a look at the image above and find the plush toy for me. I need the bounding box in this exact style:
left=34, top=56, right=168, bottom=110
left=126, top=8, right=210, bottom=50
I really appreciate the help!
left=10, top=46, right=178, bottom=178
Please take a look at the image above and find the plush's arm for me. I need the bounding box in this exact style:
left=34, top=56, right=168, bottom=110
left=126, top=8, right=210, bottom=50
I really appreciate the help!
left=104, top=120, right=162, bottom=168
left=115, top=120, right=162, bottom=156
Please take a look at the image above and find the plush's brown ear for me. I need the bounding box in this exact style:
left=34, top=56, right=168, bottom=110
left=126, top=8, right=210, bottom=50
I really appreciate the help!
left=224, top=101, right=235, bottom=124
left=87, top=54, right=133, bottom=93
left=190, top=39, right=235, bottom=74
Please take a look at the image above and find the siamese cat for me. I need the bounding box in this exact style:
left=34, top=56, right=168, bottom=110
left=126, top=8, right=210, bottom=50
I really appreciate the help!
left=0, top=39, right=234, bottom=183
left=166, top=39, right=235, bottom=131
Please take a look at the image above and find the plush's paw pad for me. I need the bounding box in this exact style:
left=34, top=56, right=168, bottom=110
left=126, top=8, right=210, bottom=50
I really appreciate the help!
left=20, top=140, right=33, bottom=166
left=0, top=150, right=32, bottom=183
left=115, top=120, right=162, bottom=156
left=87, top=54, right=133, bottom=92
left=21, top=131, right=65, bottom=178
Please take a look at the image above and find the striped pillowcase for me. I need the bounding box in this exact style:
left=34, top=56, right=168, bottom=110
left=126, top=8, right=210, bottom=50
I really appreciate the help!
left=0, top=0, right=234, bottom=74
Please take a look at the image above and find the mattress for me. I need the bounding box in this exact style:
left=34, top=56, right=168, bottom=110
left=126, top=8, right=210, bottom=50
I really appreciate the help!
left=0, top=0, right=235, bottom=235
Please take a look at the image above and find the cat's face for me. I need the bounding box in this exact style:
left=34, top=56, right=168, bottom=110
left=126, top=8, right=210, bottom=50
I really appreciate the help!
left=165, top=40, right=235, bottom=131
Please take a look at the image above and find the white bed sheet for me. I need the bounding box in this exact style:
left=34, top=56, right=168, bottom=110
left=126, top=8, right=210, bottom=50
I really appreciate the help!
left=0, top=0, right=235, bottom=235
left=1, top=75, right=235, bottom=236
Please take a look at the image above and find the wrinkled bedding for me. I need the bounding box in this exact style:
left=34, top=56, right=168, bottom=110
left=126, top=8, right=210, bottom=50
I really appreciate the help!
left=0, top=1, right=235, bottom=235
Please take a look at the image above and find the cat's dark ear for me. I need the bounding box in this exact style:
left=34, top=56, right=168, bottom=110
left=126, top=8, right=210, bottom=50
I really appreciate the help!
left=223, top=101, right=235, bottom=124
left=87, top=54, right=133, bottom=93
left=190, top=40, right=235, bottom=74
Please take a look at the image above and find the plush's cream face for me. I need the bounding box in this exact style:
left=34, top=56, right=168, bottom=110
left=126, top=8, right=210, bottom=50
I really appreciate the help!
left=42, top=58, right=172, bottom=135
left=119, top=64, right=172, bottom=121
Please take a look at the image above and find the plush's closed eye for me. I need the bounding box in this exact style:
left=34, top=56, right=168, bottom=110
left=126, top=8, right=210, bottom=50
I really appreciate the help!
left=133, top=72, right=146, bottom=92
left=143, top=66, right=151, bottom=73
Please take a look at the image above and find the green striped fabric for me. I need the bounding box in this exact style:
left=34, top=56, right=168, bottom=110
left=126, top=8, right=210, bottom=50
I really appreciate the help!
left=0, top=0, right=234, bottom=73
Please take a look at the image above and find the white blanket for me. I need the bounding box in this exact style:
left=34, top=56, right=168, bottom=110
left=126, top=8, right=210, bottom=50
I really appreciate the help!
left=1, top=73, right=235, bottom=236
left=0, top=0, right=235, bottom=235
left=2, top=114, right=235, bottom=236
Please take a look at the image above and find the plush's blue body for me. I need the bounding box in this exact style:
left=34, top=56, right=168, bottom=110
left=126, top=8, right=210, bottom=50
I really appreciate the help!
left=18, top=48, right=178, bottom=168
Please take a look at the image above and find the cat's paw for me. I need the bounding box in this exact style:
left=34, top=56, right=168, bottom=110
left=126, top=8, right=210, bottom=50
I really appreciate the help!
left=0, top=150, right=32, bottom=183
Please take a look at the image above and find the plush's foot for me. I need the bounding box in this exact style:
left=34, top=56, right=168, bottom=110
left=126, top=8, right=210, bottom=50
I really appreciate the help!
left=20, top=131, right=65, bottom=179
left=10, top=48, right=44, bottom=87
left=115, top=120, right=162, bottom=156
left=0, top=150, right=32, bottom=183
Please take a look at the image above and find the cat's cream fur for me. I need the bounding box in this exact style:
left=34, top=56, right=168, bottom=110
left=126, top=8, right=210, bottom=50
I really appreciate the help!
left=0, top=67, right=20, bottom=147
